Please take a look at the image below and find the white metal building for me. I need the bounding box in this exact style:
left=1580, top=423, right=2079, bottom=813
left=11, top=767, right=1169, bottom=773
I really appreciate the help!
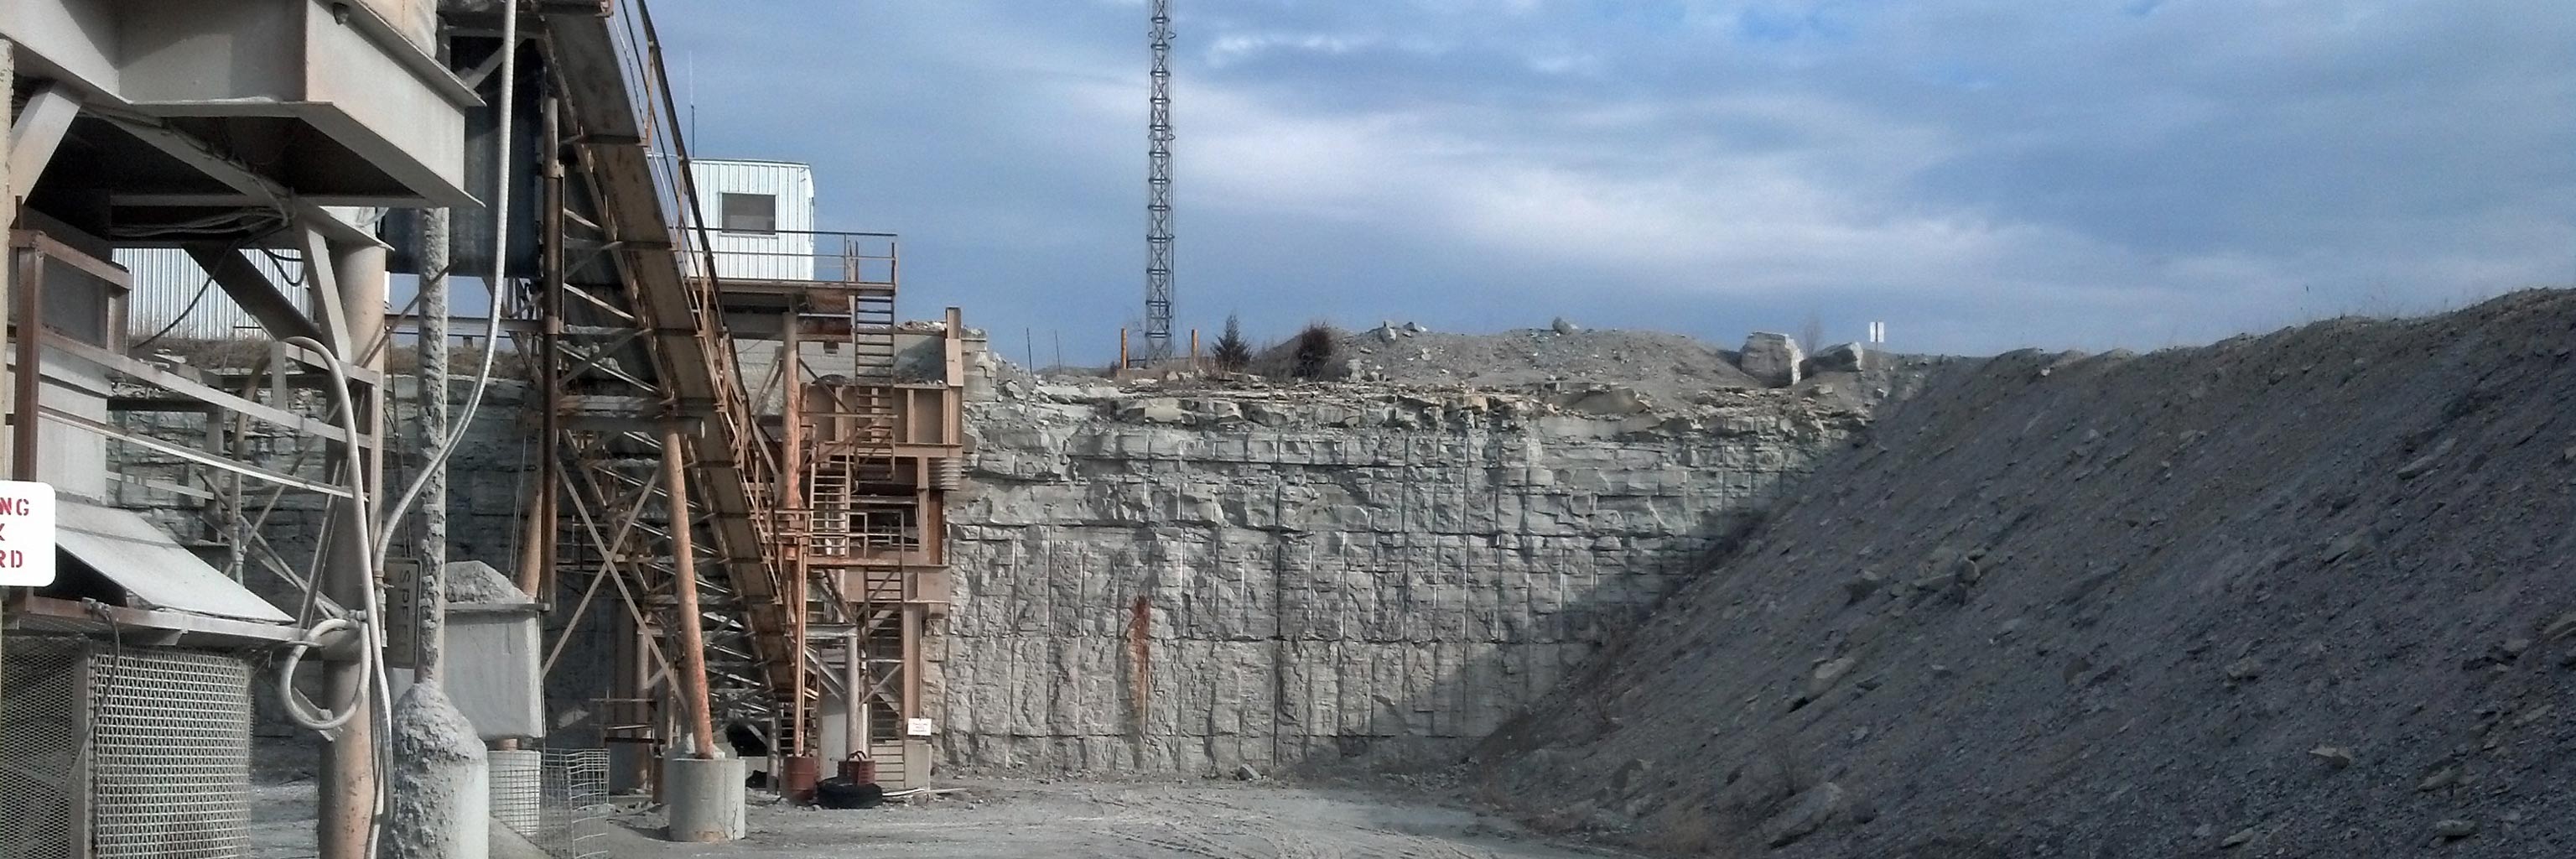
left=117, top=160, right=818, bottom=341
left=688, top=159, right=816, bottom=281
left=113, top=249, right=311, bottom=342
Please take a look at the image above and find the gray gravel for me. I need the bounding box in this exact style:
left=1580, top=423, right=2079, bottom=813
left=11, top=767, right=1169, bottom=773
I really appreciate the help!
left=252, top=778, right=1632, bottom=859
left=1329, top=325, right=1763, bottom=399
left=607, top=780, right=1633, bottom=859
left=1472, top=290, right=2576, bottom=857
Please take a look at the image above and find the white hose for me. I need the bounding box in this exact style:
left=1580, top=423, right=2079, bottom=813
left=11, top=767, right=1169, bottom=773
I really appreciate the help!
left=275, top=617, right=362, bottom=731
left=272, top=336, right=376, bottom=738
left=273, top=334, right=394, bottom=857
left=248, top=8, right=519, bottom=854
left=372, top=1, right=519, bottom=570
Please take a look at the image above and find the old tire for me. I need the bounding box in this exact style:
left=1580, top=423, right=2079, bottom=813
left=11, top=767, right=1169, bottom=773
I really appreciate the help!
left=815, top=777, right=885, bottom=810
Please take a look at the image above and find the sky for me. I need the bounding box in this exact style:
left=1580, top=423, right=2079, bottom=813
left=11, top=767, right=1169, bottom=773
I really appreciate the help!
left=654, top=1, right=2576, bottom=361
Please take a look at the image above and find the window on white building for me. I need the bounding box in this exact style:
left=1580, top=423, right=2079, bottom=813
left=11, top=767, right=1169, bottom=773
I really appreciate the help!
left=721, top=193, right=776, bottom=233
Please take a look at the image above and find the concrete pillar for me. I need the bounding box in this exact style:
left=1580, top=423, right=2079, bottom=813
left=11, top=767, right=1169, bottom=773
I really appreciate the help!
left=817, top=691, right=851, bottom=764
left=662, top=753, right=746, bottom=842
left=384, top=685, right=490, bottom=859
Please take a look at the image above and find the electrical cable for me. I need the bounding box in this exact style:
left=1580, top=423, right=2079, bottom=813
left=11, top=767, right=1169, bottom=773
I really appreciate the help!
left=132, top=223, right=293, bottom=350
left=129, top=273, right=220, bottom=351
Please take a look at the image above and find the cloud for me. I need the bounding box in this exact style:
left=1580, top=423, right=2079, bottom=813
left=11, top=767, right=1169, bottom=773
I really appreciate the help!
left=654, top=0, right=2576, bottom=357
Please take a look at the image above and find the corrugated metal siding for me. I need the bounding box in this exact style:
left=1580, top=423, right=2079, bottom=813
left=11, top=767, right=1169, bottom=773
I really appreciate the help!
left=117, top=249, right=311, bottom=341
left=688, top=159, right=815, bottom=281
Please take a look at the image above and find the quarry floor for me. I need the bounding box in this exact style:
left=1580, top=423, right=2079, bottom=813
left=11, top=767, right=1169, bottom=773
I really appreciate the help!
left=250, top=779, right=1629, bottom=859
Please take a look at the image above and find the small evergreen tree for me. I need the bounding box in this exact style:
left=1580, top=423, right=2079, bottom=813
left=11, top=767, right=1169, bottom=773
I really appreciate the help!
left=1213, top=314, right=1253, bottom=372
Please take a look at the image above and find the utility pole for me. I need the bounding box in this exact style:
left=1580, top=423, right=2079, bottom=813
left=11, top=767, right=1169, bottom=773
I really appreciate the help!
left=1140, top=0, right=1176, bottom=367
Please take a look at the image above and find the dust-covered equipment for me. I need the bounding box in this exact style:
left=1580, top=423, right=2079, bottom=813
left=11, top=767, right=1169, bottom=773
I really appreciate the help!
left=389, top=560, right=545, bottom=741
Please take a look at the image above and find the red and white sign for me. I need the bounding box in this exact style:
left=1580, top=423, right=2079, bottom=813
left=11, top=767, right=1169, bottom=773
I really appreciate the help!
left=0, top=482, right=56, bottom=586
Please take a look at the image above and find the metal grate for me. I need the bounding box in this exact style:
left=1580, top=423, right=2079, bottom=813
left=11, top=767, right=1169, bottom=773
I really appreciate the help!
left=90, top=647, right=255, bottom=859
left=0, top=638, right=253, bottom=859
left=0, top=639, right=86, bottom=859
left=539, top=749, right=610, bottom=859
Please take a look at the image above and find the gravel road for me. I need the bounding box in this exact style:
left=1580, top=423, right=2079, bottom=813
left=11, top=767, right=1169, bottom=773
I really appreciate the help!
left=253, top=778, right=1629, bottom=859
left=605, top=780, right=1629, bottom=859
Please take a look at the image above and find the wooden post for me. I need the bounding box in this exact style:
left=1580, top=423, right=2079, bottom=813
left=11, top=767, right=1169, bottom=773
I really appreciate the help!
left=661, top=425, right=719, bottom=759
left=1118, top=327, right=1129, bottom=370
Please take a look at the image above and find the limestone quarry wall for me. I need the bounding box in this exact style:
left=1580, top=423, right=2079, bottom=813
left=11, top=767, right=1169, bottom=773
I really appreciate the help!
left=936, top=369, right=1875, bottom=777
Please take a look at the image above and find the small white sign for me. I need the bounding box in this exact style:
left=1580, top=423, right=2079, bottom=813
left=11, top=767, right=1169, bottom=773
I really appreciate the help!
left=906, top=717, right=935, bottom=737
left=0, top=482, right=55, bottom=586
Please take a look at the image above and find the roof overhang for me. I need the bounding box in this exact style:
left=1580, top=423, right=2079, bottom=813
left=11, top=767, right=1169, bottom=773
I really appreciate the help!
left=55, top=500, right=293, bottom=625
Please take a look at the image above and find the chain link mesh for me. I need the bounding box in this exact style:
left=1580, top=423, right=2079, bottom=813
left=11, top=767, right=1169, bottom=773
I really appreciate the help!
left=91, top=645, right=255, bottom=859
left=0, top=638, right=253, bottom=859
left=0, top=639, right=85, bottom=859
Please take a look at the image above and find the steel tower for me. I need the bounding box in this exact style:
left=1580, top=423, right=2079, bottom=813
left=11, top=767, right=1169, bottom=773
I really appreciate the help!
left=1141, top=0, right=1176, bottom=365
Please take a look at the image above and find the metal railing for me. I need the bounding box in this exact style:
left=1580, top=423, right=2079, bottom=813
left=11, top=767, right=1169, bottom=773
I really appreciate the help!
left=681, top=230, right=897, bottom=286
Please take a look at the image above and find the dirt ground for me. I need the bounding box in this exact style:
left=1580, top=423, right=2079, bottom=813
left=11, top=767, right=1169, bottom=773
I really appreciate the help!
left=251, top=779, right=1631, bottom=859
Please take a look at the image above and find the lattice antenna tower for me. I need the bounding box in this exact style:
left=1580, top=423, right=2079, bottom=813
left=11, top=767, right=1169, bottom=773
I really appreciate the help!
left=1141, top=0, right=1176, bottom=365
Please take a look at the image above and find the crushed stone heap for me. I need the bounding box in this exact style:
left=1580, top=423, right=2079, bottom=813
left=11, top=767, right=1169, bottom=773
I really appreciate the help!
left=1472, top=290, right=2576, bottom=858
left=1304, top=324, right=1768, bottom=398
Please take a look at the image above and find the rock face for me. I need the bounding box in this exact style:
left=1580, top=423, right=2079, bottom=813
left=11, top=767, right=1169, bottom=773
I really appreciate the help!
left=1740, top=332, right=1805, bottom=388
left=937, top=368, right=1873, bottom=777
left=1474, top=292, right=2576, bottom=857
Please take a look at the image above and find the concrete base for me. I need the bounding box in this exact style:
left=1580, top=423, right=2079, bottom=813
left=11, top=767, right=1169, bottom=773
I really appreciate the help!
left=385, top=685, right=491, bottom=859
left=663, top=755, right=747, bottom=842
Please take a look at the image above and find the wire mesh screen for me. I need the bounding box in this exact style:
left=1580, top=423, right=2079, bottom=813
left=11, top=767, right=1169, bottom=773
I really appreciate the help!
left=91, top=647, right=255, bottom=859
left=491, top=749, right=545, bottom=842
left=0, top=638, right=86, bottom=859
left=539, top=749, right=610, bottom=859
left=0, top=638, right=253, bottom=859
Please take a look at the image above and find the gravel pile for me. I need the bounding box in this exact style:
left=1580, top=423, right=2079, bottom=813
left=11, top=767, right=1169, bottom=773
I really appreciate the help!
left=1472, top=290, right=2576, bottom=857
left=1247, top=320, right=1768, bottom=400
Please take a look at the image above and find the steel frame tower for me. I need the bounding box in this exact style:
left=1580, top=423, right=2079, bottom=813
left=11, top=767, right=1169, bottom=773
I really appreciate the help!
left=1141, top=0, right=1176, bottom=365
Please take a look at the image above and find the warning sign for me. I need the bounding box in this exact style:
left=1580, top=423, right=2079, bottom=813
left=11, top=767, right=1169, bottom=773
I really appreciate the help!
left=0, top=481, right=55, bottom=586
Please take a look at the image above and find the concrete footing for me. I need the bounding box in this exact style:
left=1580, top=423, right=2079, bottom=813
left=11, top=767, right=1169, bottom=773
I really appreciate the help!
left=385, top=685, right=491, bottom=859
left=663, top=755, right=747, bottom=841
